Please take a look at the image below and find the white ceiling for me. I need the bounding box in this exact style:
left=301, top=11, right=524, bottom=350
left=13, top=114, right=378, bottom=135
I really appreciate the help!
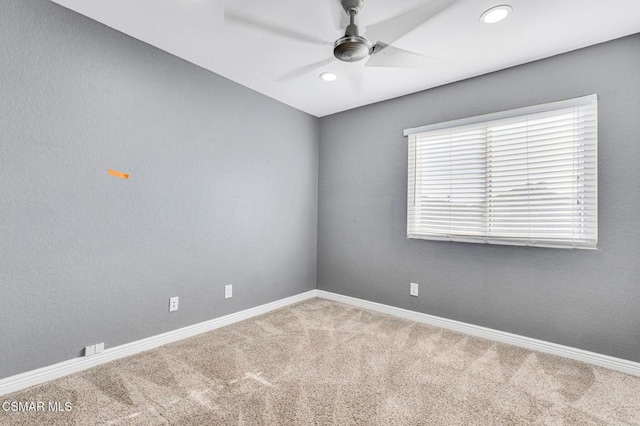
left=51, top=0, right=640, bottom=117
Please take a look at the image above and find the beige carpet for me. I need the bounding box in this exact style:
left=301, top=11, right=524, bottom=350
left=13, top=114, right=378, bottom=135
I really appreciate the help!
left=1, top=298, right=639, bottom=425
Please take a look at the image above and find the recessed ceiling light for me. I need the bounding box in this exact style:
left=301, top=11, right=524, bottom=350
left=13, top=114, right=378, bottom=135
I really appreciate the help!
left=319, top=72, right=338, bottom=82
left=480, top=5, right=512, bottom=24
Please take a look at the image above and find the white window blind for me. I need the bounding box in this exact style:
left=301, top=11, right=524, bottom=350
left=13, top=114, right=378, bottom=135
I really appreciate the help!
left=405, top=95, right=597, bottom=249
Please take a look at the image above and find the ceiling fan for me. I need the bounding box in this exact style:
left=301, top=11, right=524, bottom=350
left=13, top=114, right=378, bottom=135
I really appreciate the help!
left=224, top=0, right=453, bottom=82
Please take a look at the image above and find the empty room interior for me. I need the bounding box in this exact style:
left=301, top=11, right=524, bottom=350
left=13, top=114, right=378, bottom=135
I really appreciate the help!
left=2, top=0, right=640, bottom=424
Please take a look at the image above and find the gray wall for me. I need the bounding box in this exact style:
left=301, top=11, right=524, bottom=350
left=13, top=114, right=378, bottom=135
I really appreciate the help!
left=0, top=0, right=318, bottom=379
left=318, top=34, right=640, bottom=362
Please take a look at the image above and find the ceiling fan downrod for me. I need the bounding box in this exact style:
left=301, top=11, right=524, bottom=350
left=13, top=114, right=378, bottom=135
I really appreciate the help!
left=333, top=0, right=372, bottom=62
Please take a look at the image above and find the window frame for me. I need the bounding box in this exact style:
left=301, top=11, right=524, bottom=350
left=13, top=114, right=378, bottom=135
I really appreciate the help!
left=404, top=95, right=598, bottom=250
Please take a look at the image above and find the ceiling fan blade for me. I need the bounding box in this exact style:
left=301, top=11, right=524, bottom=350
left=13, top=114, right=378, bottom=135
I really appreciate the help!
left=365, top=43, right=432, bottom=68
left=224, top=9, right=333, bottom=46
left=275, top=57, right=337, bottom=83
left=365, top=0, right=455, bottom=46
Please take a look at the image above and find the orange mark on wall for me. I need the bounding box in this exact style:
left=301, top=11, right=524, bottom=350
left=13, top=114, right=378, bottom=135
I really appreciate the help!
left=107, top=169, right=130, bottom=180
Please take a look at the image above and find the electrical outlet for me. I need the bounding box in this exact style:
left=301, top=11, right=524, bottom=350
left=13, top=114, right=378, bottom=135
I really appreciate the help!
left=84, top=342, right=104, bottom=356
left=169, top=296, right=179, bottom=312
left=410, top=282, right=419, bottom=297
left=225, top=285, right=233, bottom=299
left=84, top=345, right=95, bottom=356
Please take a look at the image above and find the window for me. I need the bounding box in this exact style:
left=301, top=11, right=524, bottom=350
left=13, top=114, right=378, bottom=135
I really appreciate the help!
left=404, top=95, right=597, bottom=249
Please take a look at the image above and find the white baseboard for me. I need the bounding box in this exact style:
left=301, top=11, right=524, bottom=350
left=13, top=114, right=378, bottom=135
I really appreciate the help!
left=2, top=289, right=638, bottom=397
left=0, top=290, right=317, bottom=397
left=315, top=290, right=640, bottom=377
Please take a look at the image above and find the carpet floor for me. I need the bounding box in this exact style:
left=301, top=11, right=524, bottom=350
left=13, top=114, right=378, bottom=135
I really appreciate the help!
left=1, top=298, right=639, bottom=425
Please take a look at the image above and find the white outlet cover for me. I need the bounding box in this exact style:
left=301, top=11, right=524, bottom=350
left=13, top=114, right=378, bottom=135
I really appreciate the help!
left=84, top=345, right=95, bottom=356
left=225, top=285, right=233, bottom=299
left=95, top=342, right=105, bottom=354
left=169, top=296, right=179, bottom=312
left=410, top=283, right=419, bottom=297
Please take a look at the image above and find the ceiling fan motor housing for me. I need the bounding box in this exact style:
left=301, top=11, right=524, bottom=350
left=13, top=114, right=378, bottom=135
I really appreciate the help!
left=334, top=0, right=371, bottom=62
left=334, top=35, right=372, bottom=62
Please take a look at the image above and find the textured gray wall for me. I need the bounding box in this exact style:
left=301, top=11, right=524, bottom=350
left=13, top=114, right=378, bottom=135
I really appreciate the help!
left=0, top=0, right=318, bottom=379
left=318, top=34, right=640, bottom=362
